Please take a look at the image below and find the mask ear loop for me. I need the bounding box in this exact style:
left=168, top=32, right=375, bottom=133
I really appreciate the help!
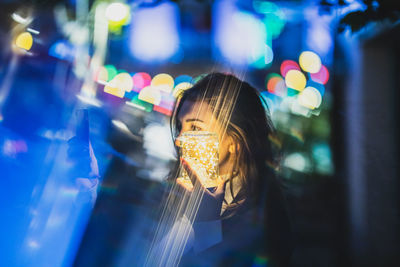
left=221, top=137, right=240, bottom=208
left=221, top=151, right=235, bottom=206
left=230, top=134, right=240, bottom=178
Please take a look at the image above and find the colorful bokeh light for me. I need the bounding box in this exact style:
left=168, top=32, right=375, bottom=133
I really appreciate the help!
left=103, top=72, right=134, bottom=98
left=287, top=88, right=300, bottom=97
left=105, top=2, right=130, bottom=25
left=252, top=255, right=269, bottom=267
left=15, top=32, right=33, bottom=51
left=215, top=0, right=267, bottom=66
left=262, top=12, right=286, bottom=39
left=153, top=105, right=172, bottom=116
left=253, top=0, right=278, bottom=14
left=310, top=65, right=329, bottom=85
left=274, top=80, right=287, bottom=97
left=283, top=152, right=310, bottom=172
left=251, top=56, right=267, bottom=69
left=113, top=72, right=134, bottom=92
left=104, top=84, right=125, bottom=98
left=174, top=75, right=192, bottom=85
left=312, top=143, right=334, bottom=175
left=129, top=2, right=179, bottom=62
left=132, top=72, right=152, bottom=93
left=299, top=51, right=322, bottom=73
left=96, top=66, right=109, bottom=83
left=138, top=86, right=161, bottom=105
left=307, top=80, right=325, bottom=96
left=153, top=95, right=175, bottom=116
left=173, top=82, right=193, bottom=98
left=285, top=70, right=306, bottom=91
left=104, top=65, right=118, bottom=82
left=129, top=95, right=153, bottom=112
left=48, top=40, right=76, bottom=61
left=298, top=86, right=322, bottom=110
left=269, top=51, right=329, bottom=117
left=151, top=73, right=174, bottom=93
left=266, top=74, right=287, bottom=98
left=266, top=73, right=281, bottom=92
left=264, top=44, right=274, bottom=65
left=253, top=1, right=286, bottom=39
left=280, top=60, right=300, bottom=77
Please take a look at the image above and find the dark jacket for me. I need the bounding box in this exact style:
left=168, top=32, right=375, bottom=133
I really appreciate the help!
left=180, top=175, right=293, bottom=267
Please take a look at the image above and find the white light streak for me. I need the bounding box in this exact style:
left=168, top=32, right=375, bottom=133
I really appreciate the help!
left=76, top=94, right=102, bottom=107
left=27, top=28, right=40, bottom=35
left=11, top=13, right=32, bottom=25
left=126, top=101, right=146, bottom=110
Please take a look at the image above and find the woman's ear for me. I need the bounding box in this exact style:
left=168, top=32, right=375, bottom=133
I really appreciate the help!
left=228, top=136, right=239, bottom=154
left=229, top=144, right=235, bottom=154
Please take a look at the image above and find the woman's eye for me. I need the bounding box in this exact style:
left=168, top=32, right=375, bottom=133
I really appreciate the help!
left=191, top=125, right=202, bottom=131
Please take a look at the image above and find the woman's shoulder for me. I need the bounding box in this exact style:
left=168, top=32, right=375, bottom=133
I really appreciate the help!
left=219, top=179, right=294, bottom=266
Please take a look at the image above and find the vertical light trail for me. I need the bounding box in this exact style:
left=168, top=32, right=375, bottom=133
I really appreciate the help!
left=144, top=70, right=247, bottom=266
left=80, top=3, right=109, bottom=98
left=0, top=54, right=19, bottom=116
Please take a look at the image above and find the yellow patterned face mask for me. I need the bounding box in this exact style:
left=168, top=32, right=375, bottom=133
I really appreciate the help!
left=177, top=131, right=220, bottom=189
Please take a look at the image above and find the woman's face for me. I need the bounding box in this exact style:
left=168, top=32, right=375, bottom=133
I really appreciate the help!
left=177, top=100, right=235, bottom=175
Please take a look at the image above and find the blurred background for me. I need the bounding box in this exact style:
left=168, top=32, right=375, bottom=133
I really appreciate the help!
left=0, top=0, right=399, bottom=266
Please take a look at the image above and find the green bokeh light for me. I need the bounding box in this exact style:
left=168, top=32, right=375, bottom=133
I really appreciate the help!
left=263, top=12, right=286, bottom=39
left=104, top=65, right=118, bottom=82
left=253, top=1, right=286, bottom=39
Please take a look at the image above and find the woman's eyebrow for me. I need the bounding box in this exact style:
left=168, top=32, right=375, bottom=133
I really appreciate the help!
left=186, top=118, right=204, bottom=123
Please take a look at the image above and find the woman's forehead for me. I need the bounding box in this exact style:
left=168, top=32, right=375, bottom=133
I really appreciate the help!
left=178, top=100, right=214, bottom=121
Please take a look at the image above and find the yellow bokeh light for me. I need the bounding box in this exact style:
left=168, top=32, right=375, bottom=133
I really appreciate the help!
left=285, top=70, right=306, bottom=91
left=15, top=32, right=33, bottom=51
left=104, top=85, right=125, bottom=98
left=298, top=86, right=322, bottom=109
left=112, top=72, right=134, bottom=92
left=173, top=82, right=193, bottom=98
left=299, top=51, right=322, bottom=74
left=104, top=72, right=133, bottom=97
left=139, top=86, right=161, bottom=105
left=151, top=73, right=174, bottom=93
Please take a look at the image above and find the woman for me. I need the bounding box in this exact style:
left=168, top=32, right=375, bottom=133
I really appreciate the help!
left=150, top=73, right=293, bottom=267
